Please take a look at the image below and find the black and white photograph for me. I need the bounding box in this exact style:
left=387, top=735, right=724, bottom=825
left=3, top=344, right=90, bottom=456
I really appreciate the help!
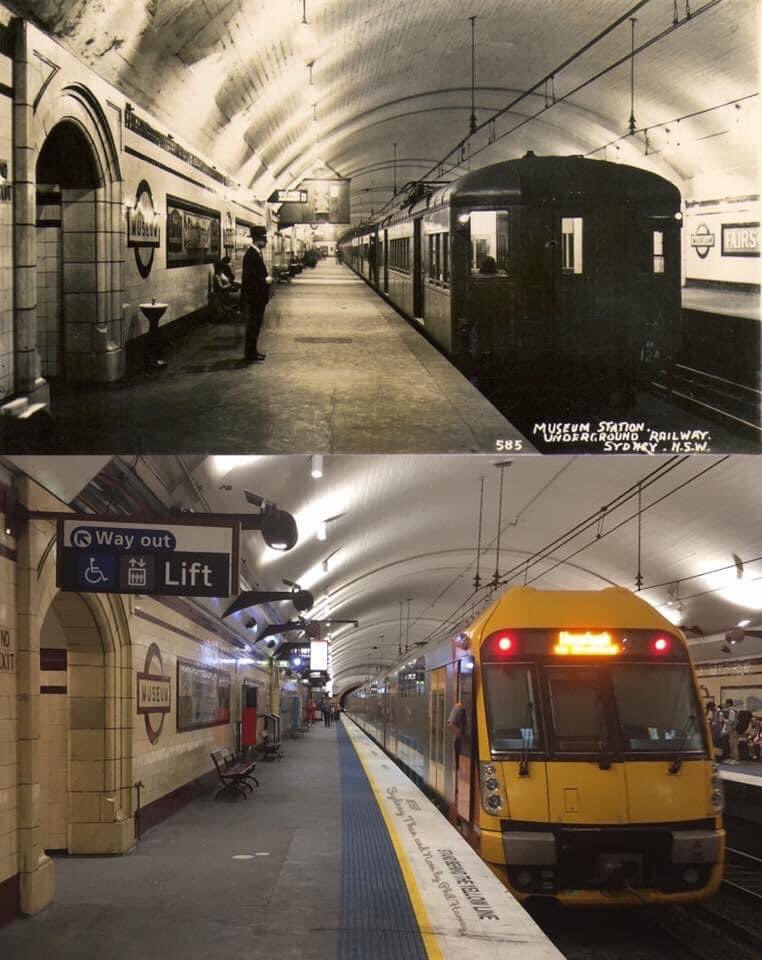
left=0, top=0, right=757, bottom=452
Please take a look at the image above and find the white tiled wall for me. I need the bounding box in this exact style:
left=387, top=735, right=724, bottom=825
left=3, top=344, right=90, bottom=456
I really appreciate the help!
left=35, top=223, right=62, bottom=378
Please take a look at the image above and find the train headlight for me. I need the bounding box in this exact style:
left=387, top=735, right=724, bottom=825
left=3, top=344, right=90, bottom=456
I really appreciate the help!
left=480, top=762, right=507, bottom=816
left=710, top=763, right=724, bottom=812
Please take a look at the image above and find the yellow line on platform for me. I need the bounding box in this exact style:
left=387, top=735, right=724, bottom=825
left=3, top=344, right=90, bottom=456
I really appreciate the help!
left=343, top=718, right=444, bottom=960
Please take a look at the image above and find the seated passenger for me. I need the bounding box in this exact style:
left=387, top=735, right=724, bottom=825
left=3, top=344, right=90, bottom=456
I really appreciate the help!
left=213, top=257, right=241, bottom=307
left=479, top=255, right=499, bottom=275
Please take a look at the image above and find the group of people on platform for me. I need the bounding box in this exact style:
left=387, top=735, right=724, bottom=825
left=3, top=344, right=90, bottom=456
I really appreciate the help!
left=305, top=699, right=340, bottom=727
left=706, top=698, right=762, bottom=763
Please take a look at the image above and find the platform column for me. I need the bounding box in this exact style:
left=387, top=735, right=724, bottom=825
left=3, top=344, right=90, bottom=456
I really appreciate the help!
left=15, top=499, right=54, bottom=915
left=11, top=19, right=48, bottom=405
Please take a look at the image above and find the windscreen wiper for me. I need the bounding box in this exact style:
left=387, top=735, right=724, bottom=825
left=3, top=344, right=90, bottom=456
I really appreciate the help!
left=518, top=701, right=534, bottom=777
left=597, top=694, right=612, bottom=770
left=668, top=714, right=697, bottom=774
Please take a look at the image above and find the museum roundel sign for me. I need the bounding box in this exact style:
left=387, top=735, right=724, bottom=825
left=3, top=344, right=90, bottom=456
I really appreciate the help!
left=128, top=179, right=162, bottom=278
left=137, top=643, right=171, bottom=744
left=689, top=222, right=715, bottom=260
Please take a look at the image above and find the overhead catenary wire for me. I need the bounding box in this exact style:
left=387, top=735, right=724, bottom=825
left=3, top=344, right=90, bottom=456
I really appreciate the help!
left=374, top=0, right=725, bottom=204
left=411, top=456, right=727, bottom=652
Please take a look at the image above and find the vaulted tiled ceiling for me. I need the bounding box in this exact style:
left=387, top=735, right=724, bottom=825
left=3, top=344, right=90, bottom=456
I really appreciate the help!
left=7, top=453, right=761, bottom=694
left=182, top=454, right=762, bottom=694
left=15, top=0, right=759, bottom=220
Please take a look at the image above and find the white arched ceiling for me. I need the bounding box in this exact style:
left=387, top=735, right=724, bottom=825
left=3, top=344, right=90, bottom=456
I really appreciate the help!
left=179, top=454, right=762, bottom=696
left=16, top=0, right=759, bottom=220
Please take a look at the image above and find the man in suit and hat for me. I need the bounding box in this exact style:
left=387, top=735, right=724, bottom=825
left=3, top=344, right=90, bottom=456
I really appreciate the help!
left=241, top=224, right=272, bottom=363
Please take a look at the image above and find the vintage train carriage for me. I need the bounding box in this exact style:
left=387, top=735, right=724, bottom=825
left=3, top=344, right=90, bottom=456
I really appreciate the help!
left=345, top=586, right=724, bottom=906
left=338, top=154, right=682, bottom=408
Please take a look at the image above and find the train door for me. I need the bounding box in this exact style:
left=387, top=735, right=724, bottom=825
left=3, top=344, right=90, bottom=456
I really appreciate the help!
left=552, top=208, right=597, bottom=392
left=413, top=218, right=424, bottom=319
left=383, top=682, right=390, bottom=751
left=461, top=209, right=515, bottom=386
left=543, top=665, right=630, bottom=825
left=455, top=661, right=474, bottom=823
left=383, top=229, right=389, bottom=293
left=428, top=667, right=446, bottom=795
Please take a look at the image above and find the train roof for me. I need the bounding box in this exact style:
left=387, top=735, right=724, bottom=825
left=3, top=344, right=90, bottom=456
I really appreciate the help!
left=476, top=585, right=683, bottom=643
left=339, top=156, right=681, bottom=239
left=441, top=154, right=681, bottom=209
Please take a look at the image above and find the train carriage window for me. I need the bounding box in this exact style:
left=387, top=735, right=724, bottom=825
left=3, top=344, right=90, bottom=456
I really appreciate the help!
left=469, top=210, right=510, bottom=275
left=652, top=230, right=665, bottom=274
left=389, top=236, right=410, bottom=273
left=426, top=233, right=450, bottom=284
left=561, top=217, right=583, bottom=274
left=483, top=664, right=541, bottom=751
left=546, top=667, right=606, bottom=752
left=611, top=665, right=705, bottom=752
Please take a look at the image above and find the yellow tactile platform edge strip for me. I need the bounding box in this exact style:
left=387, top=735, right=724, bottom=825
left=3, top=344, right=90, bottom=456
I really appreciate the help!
left=343, top=719, right=444, bottom=960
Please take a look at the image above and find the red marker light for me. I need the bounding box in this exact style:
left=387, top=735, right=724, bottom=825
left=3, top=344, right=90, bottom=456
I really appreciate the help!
left=498, top=636, right=512, bottom=651
left=651, top=636, right=671, bottom=654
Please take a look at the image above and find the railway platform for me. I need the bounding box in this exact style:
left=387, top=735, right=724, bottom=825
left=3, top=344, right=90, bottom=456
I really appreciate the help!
left=0, top=719, right=562, bottom=960
left=2, top=261, right=532, bottom=455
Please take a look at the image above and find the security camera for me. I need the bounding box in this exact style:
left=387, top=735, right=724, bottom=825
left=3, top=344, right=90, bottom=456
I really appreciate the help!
left=261, top=504, right=298, bottom=551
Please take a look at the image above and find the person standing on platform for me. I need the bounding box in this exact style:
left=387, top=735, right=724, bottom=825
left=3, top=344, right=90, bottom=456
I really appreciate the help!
left=241, top=225, right=272, bottom=363
left=721, top=698, right=739, bottom=763
left=332, top=702, right=340, bottom=724
left=322, top=701, right=331, bottom=727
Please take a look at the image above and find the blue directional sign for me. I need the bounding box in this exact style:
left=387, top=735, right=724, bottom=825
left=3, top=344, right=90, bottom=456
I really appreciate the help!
left=58, top=518, right=237, bottom=598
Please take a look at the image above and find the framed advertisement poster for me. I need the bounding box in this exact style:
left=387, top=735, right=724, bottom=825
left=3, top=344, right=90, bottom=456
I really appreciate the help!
left=177, top=657, right=231, bottom=731
left=166, top=196, right=221, bottom=268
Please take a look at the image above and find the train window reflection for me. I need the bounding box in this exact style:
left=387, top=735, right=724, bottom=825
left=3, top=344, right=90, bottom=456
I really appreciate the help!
left=483, top=664, right=541, bottom=751
left=561, top=216, right=584, bottom=274
left=547, top=668, right=606, bottom=752
left=470, top=210, right=510, bottom=275
left=612, top=665, right=704, bottom=752
left=652, top=230, right=665, bottom=274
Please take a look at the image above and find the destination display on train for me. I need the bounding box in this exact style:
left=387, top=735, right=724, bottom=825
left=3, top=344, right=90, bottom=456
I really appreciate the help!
left=57, top=518, right=237, bottom=598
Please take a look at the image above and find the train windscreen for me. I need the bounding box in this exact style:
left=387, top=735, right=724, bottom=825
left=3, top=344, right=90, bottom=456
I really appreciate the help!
left=482, top=663, right=542, bottom=751
left=610, top=663, right=705, bottom=753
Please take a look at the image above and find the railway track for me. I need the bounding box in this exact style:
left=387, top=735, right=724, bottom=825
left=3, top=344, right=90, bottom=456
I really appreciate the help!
left=531, top=851, right=762, bottom=960
left=652, top=365, right=762, bottom=441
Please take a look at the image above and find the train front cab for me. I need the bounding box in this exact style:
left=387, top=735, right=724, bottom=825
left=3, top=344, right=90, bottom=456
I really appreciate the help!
left=445, top=159, right=682, bottom=410
left=469, top=588, right=724, bottom=906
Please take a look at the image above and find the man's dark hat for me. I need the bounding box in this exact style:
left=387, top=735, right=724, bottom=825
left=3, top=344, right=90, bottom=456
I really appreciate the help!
left=250, top=225, right=268, bottom=240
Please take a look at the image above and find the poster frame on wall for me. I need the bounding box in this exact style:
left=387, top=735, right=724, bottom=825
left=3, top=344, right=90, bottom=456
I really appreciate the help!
left=176, top=656, right=231, bottom=731
left=166, top=195, right=222, bottom=268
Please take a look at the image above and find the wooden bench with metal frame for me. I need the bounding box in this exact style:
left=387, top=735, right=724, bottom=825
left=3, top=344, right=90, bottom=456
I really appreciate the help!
left=210, top=747, right=259, bottom=800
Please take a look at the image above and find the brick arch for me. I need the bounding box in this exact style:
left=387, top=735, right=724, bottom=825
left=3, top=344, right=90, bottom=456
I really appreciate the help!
left=16, top=516, right=134, bottom=914
left=13, top=61, right=126, bottom=396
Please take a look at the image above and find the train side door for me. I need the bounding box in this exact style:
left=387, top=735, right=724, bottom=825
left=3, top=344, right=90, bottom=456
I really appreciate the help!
left=428, top=667, right=446, bottom=795
left=413, top=218, right=424, bottom=319
left=455, top=661, right=474, bottom=823
left=383, top=229, right=389, bottom=294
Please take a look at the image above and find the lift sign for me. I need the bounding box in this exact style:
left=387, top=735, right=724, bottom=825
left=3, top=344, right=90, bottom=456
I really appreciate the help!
left=57, top=518, right=236, bottom=598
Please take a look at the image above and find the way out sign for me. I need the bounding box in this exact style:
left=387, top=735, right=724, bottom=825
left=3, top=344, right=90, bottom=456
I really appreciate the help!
left=57, top=518, right=238, bottom=598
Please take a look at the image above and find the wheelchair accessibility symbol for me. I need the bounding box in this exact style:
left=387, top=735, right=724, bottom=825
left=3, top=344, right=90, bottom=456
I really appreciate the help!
left=78, top=553, right=115, bottom=590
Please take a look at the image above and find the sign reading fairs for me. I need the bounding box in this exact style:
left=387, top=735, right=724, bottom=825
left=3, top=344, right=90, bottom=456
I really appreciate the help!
left=57, top=518, right=238, bottom=598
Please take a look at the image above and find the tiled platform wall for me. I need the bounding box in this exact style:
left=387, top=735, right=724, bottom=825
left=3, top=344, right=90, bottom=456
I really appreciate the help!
left=0, top=9, right=267, bottom=395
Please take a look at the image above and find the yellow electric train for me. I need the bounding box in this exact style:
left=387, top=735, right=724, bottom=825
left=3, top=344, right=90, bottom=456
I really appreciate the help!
left=345, top=586, right=724, bottom=905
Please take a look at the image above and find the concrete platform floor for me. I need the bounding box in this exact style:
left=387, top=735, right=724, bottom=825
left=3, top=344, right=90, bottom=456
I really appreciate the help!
left=1, top=725, right=344, bottom=959
left=26, top=262, right=532, bottom=454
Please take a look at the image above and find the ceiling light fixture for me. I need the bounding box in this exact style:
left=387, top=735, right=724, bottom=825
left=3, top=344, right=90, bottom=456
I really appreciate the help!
left=310, top=454, right=323, bottom=479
